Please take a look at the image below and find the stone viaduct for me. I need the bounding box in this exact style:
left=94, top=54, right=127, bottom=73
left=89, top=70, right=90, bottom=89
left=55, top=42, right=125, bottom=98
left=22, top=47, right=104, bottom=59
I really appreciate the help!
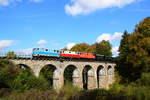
left=10, top=59, right=116, bottom=90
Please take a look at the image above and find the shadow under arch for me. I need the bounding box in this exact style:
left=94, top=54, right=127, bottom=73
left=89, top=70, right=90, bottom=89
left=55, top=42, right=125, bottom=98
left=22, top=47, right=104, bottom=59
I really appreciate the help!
left=63, top=65, right=79, bottom=86
left=97, top=65, right=105, bottom=88
left=40, top=64, right=57, bottom=89
left=82, top=65, right=94, bottom=90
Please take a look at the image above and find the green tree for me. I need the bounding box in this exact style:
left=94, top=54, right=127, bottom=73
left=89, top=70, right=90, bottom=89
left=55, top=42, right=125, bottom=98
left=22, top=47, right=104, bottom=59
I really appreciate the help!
left=117, top=17, right=150, bottom=82
left=95, top=40, right=112, bottom=56
left=6, top=51, right=17, bottom=58
left=117, top=30, right=131, bottom=83
left=0, top=59, right=19, bottom=88
left=71, top=43, right=89, bottom=52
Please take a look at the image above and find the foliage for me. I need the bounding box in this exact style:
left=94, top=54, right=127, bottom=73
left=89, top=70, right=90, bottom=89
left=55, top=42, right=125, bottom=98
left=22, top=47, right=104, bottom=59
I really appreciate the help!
left=59, top=82, right=80, bottom=100
left=117, top=17, right=150, bottom=82
left=6, top=51, right=17, bottom=58
left=64, top=66, right=75, bottom=85
left=39, top=65, right=56, bottom=88
left=0, top=59, right=49, bottom=92
left=12, top=70, right=49, bottom=91
left=135, top=73, right=150, bottom=87
left=70, top=43, right=89, bottom=52
left=0, top=70, right=15, bottom=88
left=85, top=43, right=96, bottom=53
left=5, top=89, right=57, bottom=100
left=95, top=40, right=112, bottom=56
left=70, top=41, right=112, bottom=56
left=0, top=59, right=20, bottom=88
left=117, top=30, right=131, bottom=83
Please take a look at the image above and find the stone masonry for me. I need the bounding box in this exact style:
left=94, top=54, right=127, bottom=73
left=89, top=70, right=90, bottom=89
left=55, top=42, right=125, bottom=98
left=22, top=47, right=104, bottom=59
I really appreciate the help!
left=11, top=59, right=116, bottom=90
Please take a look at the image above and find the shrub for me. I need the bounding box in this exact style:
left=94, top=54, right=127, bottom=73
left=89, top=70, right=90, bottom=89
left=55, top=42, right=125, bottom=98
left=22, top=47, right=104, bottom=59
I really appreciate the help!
left=12, top=71, right=49, bottom=91
left=0, top=88, right=12, bottom=98
left=135, top=73, right=150, bottom=86
left=8, top=89, right=57, bottom=100
left=57, top=82, right=80, bottom=100
left=0, top=70, right=14, bottom=88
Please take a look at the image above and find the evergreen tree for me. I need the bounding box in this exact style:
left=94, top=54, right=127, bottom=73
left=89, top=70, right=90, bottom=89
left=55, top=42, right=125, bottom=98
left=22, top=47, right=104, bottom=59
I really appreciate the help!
left=117, top=30, right=131, bottom=83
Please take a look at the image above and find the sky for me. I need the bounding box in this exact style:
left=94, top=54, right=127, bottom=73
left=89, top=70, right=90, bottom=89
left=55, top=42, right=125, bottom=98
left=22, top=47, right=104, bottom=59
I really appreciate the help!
left=0, top=0, right=150, bottom=56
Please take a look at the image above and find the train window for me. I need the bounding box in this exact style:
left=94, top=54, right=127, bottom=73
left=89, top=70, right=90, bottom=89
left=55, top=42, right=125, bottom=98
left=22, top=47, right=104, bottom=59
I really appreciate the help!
left=69, top=51, right=71, bottom=53
left=54, top=50, right=56, bottom=52
left=57, top=50, right=59, bottom=53
left=46, top=49, right=48, bottom=51
left=37, top=48, right=39, bottom=50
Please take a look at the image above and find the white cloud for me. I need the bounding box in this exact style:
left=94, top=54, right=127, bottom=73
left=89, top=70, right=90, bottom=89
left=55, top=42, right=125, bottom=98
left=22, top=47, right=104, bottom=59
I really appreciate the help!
left=96, top=32, right=122, bottom=43
left=65, top=0, right=139, bottom=16
left=66, top=43, right=76, bottom=49
left=30, top=0, right=43, bottom=3
left=112, top=32, right=122, bottom=40
left=112, top=46, right=119, bottom=57
left=0, top=0, right=22, bottom=6
left=0, top=40, right=14, bottom=49
left=37, top=40, right=47, bottom=45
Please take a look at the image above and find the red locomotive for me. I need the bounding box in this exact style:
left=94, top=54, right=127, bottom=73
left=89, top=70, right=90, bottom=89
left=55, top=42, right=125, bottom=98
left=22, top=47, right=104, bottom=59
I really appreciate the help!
left=60, top=50, right=95, bottom=59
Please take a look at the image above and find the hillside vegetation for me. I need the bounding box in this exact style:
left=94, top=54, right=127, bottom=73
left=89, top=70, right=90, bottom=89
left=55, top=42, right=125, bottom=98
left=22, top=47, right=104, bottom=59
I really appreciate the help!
left=1, top=17, right=150, bottom=100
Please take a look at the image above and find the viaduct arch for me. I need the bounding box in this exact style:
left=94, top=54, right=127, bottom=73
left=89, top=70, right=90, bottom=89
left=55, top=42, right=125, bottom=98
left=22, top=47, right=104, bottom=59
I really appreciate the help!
left=10, top=59, right=115, bottom=90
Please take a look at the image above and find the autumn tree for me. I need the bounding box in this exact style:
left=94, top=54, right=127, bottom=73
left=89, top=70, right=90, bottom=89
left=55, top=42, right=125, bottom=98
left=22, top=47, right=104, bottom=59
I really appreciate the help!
left=117, top=17, right=150, bottom=82
left=70, top=43, right=89, bottom=52
left=95, top=40, right=112, bottom=56
left=85, top=43, right=96, bottom=53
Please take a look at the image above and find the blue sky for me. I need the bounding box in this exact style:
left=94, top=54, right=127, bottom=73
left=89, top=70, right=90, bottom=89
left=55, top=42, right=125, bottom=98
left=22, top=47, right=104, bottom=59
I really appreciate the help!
left=0, top=0, right=150, bottom=56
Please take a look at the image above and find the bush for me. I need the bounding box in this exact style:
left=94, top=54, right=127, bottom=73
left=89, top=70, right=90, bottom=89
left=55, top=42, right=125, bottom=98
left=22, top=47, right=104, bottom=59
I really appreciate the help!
left=57, top=82, right=80, bottom=100
left=8, top=89, right=57, bottom=100
left=0, top=88, right=12, bottom=98
left=135, top=73, right=150, bottom=86
left=0, top=70, right=15, bottom=88
left=12, top=71, right=49, bottom=91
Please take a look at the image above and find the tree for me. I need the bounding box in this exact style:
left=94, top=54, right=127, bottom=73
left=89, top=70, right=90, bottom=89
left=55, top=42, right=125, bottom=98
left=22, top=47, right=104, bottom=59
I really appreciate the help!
left=95, top=40, right=112, bottom=56
left=85, top=43, right=96, bottom=53
left=6, top=51, right=17, bottom=58
left=70, top=43, right=89, bottom=52
left=117, top=17, right=150, bottom=82
left=117, top=30, right=131, bottom=83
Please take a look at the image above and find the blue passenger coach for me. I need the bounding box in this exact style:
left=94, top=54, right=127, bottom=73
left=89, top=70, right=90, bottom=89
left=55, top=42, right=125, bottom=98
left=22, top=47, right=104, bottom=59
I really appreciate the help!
left=32, top=48, right=60, bottom=58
